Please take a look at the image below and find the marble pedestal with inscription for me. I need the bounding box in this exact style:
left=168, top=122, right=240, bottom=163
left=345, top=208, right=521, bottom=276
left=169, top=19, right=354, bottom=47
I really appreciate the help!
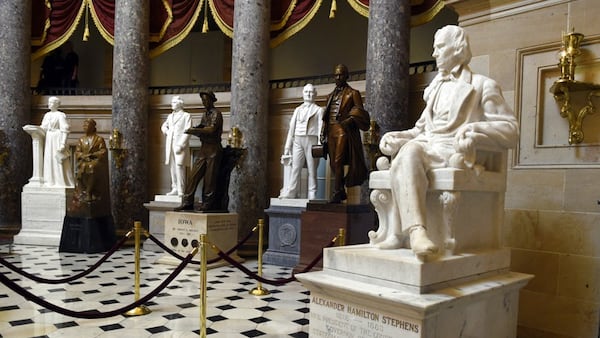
left=296, top=246, right=532, bottom=337
left=143, top=195, right=183, bottom=252
left=156, top=211, right=241, bottom=267
left=15, top=185, right=74, bottom=246
left=263, top=198, right=307, bottom=267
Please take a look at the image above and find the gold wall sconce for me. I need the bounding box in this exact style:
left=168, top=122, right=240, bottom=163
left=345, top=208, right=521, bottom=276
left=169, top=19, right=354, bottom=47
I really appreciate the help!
left=228, top=126, right=243, bottom=149
left=550, top=31, right=600, bottom=144
left=363, top=120, right=381, bottom=171
left=109, top=128, right=127, bottom=168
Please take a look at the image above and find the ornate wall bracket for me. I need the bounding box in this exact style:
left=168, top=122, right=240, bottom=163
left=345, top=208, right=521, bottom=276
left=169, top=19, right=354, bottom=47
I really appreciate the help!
left=550, top=80, right=600, bottom=144
left=550, top=31, right=600, bottom=144
left=109, top=128, right=127, bottom=169
left=363, top=120, right=381, bottom=171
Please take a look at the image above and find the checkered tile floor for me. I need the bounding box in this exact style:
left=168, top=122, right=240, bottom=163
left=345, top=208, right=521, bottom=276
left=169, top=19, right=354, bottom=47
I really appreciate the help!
left=0, top=244, right=309, bottom=337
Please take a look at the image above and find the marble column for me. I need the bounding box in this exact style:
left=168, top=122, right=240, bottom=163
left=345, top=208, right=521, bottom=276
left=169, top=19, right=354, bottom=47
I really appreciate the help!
left=365, top=0, right=411, bottom=134
left=0, top=2, right=31, bottom=241
left=111, top=0, right=150, bottom=235
left=229, top=0, right=270, bottom=248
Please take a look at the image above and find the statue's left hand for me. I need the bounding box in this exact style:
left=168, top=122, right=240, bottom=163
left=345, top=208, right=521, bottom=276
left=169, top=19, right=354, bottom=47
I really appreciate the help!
left=454, top=125, right=475, bottom=154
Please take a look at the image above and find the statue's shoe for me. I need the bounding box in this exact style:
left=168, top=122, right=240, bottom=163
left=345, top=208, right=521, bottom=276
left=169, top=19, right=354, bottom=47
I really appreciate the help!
left=174, top=203, right=194, bottom=211
left=328, top=190, right=347, bottom=203
left=409, top=225, right=438, bottom=261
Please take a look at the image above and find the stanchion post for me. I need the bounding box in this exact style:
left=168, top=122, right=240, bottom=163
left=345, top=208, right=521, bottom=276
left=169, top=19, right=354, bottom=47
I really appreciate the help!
left=337, top=228, right=346, bottom=246
left=199, top=234, right=207, bottom=337
left=124, top=221, right=151, bottom=316
left=249, top=219, right=270, bottom=296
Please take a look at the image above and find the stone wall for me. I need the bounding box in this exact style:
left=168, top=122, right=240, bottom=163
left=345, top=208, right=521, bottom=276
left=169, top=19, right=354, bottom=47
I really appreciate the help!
left=447, top=0, right=600, bottom=336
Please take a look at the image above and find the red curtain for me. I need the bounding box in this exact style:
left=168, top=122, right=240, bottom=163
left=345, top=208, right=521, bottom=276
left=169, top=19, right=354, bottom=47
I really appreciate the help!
left=31, top=0, right=86, bottom=60
left=346, top=0, right=445, bottom=26
left=208, top=0, right=322, bottom=47
left=31, top=0, right=443, bottom=59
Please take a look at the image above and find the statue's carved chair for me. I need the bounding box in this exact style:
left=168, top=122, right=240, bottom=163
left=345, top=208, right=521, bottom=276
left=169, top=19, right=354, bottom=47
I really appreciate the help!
left=368, top=145, right=508, bottom=256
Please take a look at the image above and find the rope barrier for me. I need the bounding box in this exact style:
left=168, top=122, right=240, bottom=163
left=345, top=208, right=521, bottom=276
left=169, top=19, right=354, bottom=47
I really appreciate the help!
left=0, top=248, right=197, bottom=319
left=212, top=235, right=338, bottom=286
left=147, top=225, right=255, bottom=265
left=0, top=221, right=339, bottom=320
left=0, top=233, right=131, bottom=284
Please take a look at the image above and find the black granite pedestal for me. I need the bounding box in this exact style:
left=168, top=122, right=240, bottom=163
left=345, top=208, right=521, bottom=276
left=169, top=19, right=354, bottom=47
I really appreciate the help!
left=59, top=215, right=116, bottom=253
left=263, top=199, right=308, bottom=267
left=293, top=202, right=376, bottom=274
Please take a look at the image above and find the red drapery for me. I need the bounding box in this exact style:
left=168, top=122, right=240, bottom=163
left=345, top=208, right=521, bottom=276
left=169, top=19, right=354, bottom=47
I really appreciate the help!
left=346, top=0, right=444, bottom=26
left=31, top=0, right=86, bottom=60
left=31, top=0, right=443, bottom=59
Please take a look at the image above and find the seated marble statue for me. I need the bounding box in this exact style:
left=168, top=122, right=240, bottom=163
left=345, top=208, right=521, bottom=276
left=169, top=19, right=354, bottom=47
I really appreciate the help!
left=41, top=96, right=75, bottom=187
left=375, top=25, right=518, bottom=260
left=279, top=83, right=323, bottom=200
left=74, top=118, right=109, bottom=205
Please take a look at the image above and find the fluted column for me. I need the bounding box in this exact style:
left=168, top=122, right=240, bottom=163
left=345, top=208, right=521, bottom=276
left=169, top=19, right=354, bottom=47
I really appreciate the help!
left=229, top=0, right=270, bottom=246
left=0, top=2, right=31, bottom=239
left=365, top=0, right=411, bottom=134
left=111, top=0, right=150, bottom=234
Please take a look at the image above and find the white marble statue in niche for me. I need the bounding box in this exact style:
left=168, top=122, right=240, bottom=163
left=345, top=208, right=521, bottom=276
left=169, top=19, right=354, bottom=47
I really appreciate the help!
left=371, top=25, right=519, bottom=260
left=40, top=96, right=75, bottom=187
left=161, top=95, right=192, bottom=196
left=279, top=83, right=324, bottom=200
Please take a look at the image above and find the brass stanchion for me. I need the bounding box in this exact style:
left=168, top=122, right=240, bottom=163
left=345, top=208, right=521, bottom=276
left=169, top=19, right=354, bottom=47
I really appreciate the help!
left=124, top=221, right=151, bottom=316
left=199, top=234, right=207, bottom=338
left=249, top=219, right=270, bottom=296
left=337, top=228, right=346, bottom=246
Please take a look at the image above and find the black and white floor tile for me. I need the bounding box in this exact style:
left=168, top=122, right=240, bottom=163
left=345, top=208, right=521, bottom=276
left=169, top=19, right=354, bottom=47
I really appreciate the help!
left=0, top=244, right=310, bottom=337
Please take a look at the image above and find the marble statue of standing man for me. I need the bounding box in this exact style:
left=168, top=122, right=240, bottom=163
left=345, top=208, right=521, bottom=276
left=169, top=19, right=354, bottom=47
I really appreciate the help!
left=280, top=84, right=324, bottom=200
left=41, top=96, right=74, bottom=187
left=161, top=96, right=192, bottom=196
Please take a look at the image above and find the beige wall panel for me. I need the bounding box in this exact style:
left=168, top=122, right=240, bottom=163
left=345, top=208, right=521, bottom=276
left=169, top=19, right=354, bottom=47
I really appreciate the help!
left=505, top=170, right=565, bottom=210
left=557, top=254, right=600, bottom=302
left=510, top=248, right=559, bottom=294
left=518, top=289, right=599, bottom=337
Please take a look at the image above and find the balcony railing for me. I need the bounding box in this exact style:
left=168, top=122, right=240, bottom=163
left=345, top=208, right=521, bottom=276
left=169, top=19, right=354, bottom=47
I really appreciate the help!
left=32, top=60, right=437, bottom=96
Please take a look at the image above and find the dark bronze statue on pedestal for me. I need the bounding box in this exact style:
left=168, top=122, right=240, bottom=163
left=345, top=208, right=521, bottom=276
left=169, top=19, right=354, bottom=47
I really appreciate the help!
left=60, top=118, right=115, bottom=253
left=321, top=64, right=370, bottom=203
left=175, top=92, right=243, bottom=213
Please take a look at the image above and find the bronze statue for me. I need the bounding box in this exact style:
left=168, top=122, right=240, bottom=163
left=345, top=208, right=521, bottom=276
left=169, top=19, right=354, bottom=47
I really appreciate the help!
left=176, top=91, right=223, bottom=212
left=321, top=64, right=370, bottom=203
left=69, top=118, right=110, bottom=216
left=62, top=118, right=115, bottom=253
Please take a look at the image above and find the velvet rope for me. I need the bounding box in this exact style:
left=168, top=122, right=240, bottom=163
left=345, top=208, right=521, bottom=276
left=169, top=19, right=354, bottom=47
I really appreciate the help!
left=147, top=225, right=255, bottom=265
left=213, top=236, right=337, bottom=286
left=0, top=250, right=196, bottom=319
left=0, top=234, right=130, bottom=284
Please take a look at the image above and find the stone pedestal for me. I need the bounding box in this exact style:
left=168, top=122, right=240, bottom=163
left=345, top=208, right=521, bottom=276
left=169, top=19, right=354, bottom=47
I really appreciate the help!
left=296, top=246, right=532, bottom=337
left=263, top=198, right=307, bottom=267
left=59, top=189, right=115, bottom=254
left=294, top=202, right=376, bottom=273
left=15, top=185, right=73, bottom=246
left=59, top=216, right=116, bottom=253
left=156, top=211, right=241, bottom=267
left=143, top=196, right=183, bottom=252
